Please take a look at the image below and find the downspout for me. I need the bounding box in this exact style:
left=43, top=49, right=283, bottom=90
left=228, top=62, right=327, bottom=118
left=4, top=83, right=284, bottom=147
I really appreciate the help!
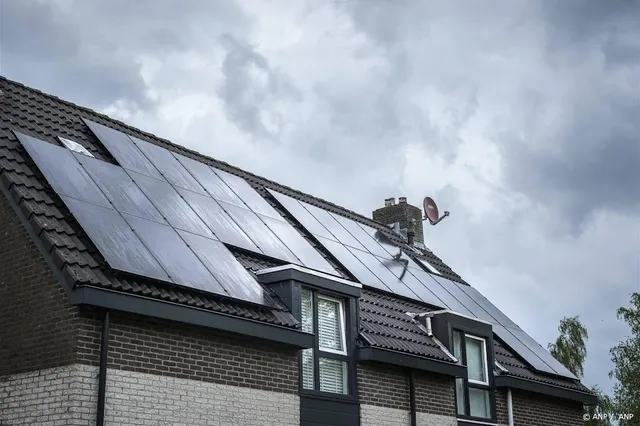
left=96, top=310, right=110, bottom=426
left=409, top=369, right=417, bottom=426
left=507, top=388, right=514, bottom=426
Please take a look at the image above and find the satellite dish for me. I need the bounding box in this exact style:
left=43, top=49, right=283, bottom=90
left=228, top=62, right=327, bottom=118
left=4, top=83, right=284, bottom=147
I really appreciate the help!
left=423, top=196, right=450, bottom=226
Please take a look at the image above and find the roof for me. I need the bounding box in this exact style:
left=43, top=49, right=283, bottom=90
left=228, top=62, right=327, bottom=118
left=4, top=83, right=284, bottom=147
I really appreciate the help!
left=0, top=76, right=591, bottom=396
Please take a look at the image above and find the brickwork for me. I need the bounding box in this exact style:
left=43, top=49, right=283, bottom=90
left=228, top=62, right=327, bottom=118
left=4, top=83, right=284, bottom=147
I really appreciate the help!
left=416, top=412, right=457, bottom=426
left=0, top=364, right=97, bottom=426
left=495, top=389, right=584, bottom=426
left=0, top=364, right=300, bottom=426
left=360, top=405, right=410, bottom=426
left=358, top=362, right=410, bottom=410
left=76, top=309, right=300, bottom=394
left=0, top=191, right=80, bottom=376
left=372, top=199, right=424, bottom=245
left=414, top=371, right=456, bottom=417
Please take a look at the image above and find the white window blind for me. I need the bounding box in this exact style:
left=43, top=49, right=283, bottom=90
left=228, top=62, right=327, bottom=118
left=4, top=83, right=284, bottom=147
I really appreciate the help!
left=301, top=288, right=314, bottom=333
left=469, top=388, right=491, bottom=418
left=465, top=336, right=487, bottom=384
left=319, top=358, right=347, bottom=394
left=301, top=348, right=314, bottom=389
left=318, top=297, right=345, bottom=353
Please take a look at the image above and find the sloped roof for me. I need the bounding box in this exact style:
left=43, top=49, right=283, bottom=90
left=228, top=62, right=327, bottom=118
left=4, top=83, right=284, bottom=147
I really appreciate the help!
left=0, top=76, right=588, bottom=394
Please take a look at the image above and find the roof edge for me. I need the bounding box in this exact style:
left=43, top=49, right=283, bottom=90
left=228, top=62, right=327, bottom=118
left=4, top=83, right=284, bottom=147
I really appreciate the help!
left=357, top=347, right=467, bottom=378
left=495, top=375, right=598, bottom=405
left=72, top=285, right=314, bottom=349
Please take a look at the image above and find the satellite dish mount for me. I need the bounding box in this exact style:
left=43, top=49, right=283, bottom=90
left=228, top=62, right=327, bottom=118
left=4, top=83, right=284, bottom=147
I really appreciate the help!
left=423, top=197, right=450, bottom=226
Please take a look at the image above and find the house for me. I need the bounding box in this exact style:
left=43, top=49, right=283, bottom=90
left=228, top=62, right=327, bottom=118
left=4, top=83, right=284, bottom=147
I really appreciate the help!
left=0, top=76, right=596, bottom=426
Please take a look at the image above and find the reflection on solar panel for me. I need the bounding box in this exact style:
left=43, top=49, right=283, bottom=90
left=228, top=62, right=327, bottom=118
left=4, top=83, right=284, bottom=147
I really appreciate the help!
left=214, top=168, right=279, bottom=218
left=16, top=132, right=110, bottom=207
left=60, top=196, right=171, bottom=283
left=130, top=137, right=206, bottom=195
left=178, top=230, right=279, bottom=307
left=82, top=119, right=164, bottom=180
left=15, top=131, right=286, bottom=309
left=127, top=171, right=216, bottom=239
left=74, top=154, right=166, bottom=223
left=268, top=189, right=576, bottom=379
left=174, top=154, right=244, bottom=205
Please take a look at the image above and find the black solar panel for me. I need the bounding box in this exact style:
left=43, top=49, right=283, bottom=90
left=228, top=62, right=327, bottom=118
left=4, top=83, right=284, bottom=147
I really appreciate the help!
left=174, top=154, right=244, bottom=205
left=16, top=132, right=110, bottom=207
left=124, top=214, right=228, bottom=295
left=127, top=171, right=216, bottom=239
left=268, top=189, right=335, bottom=240
left=61, top=196, right=171, bottom=282
left=131, top=136, right=207, bottom=195
left=178, top=230, right=279, bottom=308
left=74, top=153, right=166, bottom=223
left=214, top=168, right=280, bottom=218
left=177, top=187, right=261, bottom=253
left=83, top=119, right=164, bottom=181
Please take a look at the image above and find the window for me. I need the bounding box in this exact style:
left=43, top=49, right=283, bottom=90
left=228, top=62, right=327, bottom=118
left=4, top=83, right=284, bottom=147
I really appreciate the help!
left=300, top=288, right=350, bottom=395
left=453, top=330, right=492, bottom=420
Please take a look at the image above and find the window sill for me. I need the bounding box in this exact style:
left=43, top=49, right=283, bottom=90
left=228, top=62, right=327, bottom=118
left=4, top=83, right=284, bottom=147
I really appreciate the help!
left=456, top=417, right=497, bottom=426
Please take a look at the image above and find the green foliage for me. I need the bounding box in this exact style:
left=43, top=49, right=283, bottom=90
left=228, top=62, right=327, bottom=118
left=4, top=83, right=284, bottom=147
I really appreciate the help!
left=585, top=386, right=615, bottom=426
left=610, top=292, right=640, bottom=426
left=548, top=315, right=588, bottom=379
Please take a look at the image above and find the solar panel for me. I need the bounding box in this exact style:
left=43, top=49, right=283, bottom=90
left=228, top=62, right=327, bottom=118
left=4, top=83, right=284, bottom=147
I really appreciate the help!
left=349, top=249, right=420, bottom=300
left=330, top=214, right=392, bottom=258
left=415, top=257, right=440, bottom=274
left=129, top=137, right=207, bottom=195
left=317, top=237, right=391, bottom=292
left=433, top=276, right=497, bottom=324
left=174, top=154, right=244, bottom=205
left=506, top=326, right=578, bottom=379
left=457, top=284, right=519, bottom=330
left=213, top=168, right=280, bottom=218
left=267, top=189, right=335, bottom=240
left=60, top=196, right=170, bottom=282
left=177, top=187, right=261, bottom=253
left=301, top=203, right=367, bottom=250
left=127, top=171, right=216, bottom=239
left=82, top=119, right=164, bottom=181
left=398, top=270, right=448, bottom=308
left=409, top=268, right=474, bottom=316
left=177, top=230, right=279, bottom=308
left=492, top=324, right=553, bottom=372
left=74, top=153, right=166, bottom=224
left=124, top=214, right=227, bottom=295
left=218, top=200, right=298, bottom=263
left=259, top=214, right=337, bottom=275
left=16, top=132, right=110, bottom=207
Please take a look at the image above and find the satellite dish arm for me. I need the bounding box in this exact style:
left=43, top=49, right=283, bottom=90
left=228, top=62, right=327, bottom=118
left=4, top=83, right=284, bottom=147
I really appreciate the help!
left=426, top=211, right=450, bottom=226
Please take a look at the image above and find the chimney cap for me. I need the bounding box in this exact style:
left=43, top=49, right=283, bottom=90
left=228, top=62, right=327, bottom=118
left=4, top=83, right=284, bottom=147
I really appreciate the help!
left=399, top=197, right=407, bottom=204
left=384, top=197, right=396, bottom=207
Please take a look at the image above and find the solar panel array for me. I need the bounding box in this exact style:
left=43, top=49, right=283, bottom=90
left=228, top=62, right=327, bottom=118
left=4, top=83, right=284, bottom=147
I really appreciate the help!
left=269, top=190, right=577, bottom=380
left=16, top=126, right=329, bottom=309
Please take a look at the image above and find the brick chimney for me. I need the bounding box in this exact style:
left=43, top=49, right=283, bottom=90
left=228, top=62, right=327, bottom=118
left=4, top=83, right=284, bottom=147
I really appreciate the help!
left=372, top=197, right=424, bottom=248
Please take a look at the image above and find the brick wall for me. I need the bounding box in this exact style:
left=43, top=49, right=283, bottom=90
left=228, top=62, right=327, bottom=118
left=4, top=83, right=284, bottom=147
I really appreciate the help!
left=358, top=362, right=410, bottom=411
left=414, top=371, right=456, bottom=417
left=495, top=389, right=584, bottom=426
left=0, top=364, right=300, bottom=426
left=0, top=191, right=80, bottom=376
left=371, top=199, right=424, bottom=246
left=76, top=309, right=300, bottom=394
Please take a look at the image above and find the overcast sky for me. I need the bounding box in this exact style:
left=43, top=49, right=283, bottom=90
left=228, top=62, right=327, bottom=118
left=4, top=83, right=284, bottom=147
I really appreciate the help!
left=1, top=0, right=638, bottom=395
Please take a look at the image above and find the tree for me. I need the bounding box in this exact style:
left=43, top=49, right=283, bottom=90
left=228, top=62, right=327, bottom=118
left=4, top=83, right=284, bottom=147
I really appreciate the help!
left=548, top=316, right=588, bottom=379
left=610, top=292, right=640, bottom=426
left=548, top=316, right=614, bottom=425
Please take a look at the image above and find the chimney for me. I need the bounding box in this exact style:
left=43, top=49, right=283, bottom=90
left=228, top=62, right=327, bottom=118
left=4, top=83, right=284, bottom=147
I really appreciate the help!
left=372, top=197, right=424, bottom=247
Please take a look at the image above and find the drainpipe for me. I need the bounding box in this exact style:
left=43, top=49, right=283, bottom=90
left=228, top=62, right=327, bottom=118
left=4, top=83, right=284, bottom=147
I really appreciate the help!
left=96, top=310, right=110, bottom=426
left=507, top=388, right=514, bottom=426
left=409, top=369, right=417, bottom=426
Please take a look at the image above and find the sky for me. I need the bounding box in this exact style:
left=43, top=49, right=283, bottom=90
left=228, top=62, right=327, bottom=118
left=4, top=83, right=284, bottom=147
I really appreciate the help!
left=1, top=0, right=638, bottom=395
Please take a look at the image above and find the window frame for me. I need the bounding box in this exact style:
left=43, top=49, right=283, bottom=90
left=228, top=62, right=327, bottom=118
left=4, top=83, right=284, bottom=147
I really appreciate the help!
left=299, top=287, right=355, bottom=399
left=452, top=328, right=495, bottom=422
left=316, top=294, right=347, bottom=356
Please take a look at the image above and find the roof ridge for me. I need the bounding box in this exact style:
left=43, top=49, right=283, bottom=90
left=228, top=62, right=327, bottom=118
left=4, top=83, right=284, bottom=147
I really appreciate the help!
left=0, top=75, right=394, bottom=233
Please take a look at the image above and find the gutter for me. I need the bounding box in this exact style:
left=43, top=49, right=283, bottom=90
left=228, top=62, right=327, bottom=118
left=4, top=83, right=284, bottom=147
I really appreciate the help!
left=96, top=310, right=110, bottom=426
